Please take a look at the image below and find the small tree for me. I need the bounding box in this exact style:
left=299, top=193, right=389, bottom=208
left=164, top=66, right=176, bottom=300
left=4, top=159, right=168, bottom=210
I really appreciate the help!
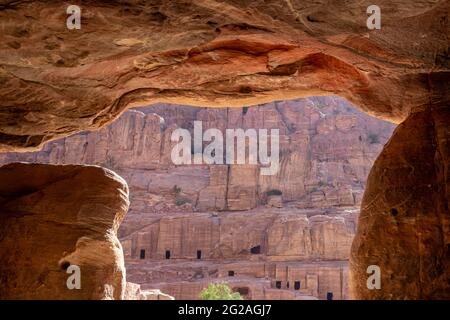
left=175, top=196, right=191, bottom=206
left=199, top=283, right=243, bottom=300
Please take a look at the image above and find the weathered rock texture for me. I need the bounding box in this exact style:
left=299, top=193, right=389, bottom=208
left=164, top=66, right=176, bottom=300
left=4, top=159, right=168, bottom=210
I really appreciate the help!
left=124, top=282, right=174, bottom=300
left=1, top=97, right=394, bottom=299
left=126, top=260, right=347, bottom=300
left=0, top=0, right=448, bottom=151
left=122, top=209, right=354, bottom=300
left=350, top=107, right=450, bottom=299
left=0, top=96, right=394, bottom=214
left=121, top=209, right=356, bottom=261
left=0, top=163, right=129, bottom=299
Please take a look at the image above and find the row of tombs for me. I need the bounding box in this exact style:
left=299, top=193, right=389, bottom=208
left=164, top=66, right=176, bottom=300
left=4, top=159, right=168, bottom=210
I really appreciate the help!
left=125, top=257, right=348, bottom=300
left=120, top=208, right=357, bottom=299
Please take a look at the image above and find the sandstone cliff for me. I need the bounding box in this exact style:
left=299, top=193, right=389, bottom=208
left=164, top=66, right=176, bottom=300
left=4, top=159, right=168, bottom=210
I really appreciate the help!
left=0, top=96, right=394, bottom=214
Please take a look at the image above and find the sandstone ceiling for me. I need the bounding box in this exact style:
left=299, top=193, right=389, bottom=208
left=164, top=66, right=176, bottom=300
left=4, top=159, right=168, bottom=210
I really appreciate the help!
left=0, top=0, right=448, bottom=151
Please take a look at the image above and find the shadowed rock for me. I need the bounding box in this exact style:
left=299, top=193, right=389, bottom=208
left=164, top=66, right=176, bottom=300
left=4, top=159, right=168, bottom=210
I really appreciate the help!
left=0, top=163, right=129, bottom=299
left=0, top=0, right=448, bottom=151
left=350, top=106, right=450, bottom=299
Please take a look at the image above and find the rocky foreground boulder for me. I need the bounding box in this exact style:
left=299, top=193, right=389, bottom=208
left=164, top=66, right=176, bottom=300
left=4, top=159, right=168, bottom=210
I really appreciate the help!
left=0, top=163, right=129, bottom=299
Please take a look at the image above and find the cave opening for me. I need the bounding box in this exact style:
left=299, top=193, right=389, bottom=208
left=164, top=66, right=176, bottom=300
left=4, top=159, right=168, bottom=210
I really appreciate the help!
left=250, top=245, right=261, bottom=254
left=0, top=96, right=397, bottom=300
left=234, top=286, right=250, bottom=299
left=60, top=261, right=71, bottom=271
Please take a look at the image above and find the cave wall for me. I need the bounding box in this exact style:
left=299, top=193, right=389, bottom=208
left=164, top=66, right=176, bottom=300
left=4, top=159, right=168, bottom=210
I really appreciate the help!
left=350, top=106, right=450, bottom=299
left=0, top=0, right=448, bottom=151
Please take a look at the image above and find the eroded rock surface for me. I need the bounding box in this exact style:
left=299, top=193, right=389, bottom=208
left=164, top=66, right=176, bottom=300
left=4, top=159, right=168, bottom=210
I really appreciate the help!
left=0, top=163, right=129, bottom=299
left=0, top=97, right=394, bottom=213
left=124, top=282, right=174, bottom=300
left=350, top=107, right=450, bottom=299
left=0, top=0, right=448, bottom=151
left=122, top=209, right=354, bottom=300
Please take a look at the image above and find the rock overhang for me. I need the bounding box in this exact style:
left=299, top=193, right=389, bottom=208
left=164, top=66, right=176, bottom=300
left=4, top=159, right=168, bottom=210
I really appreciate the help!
left=0, top=0, right=448, bottom=151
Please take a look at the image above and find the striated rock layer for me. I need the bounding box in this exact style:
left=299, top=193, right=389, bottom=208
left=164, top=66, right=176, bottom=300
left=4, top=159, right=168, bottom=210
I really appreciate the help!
left=122, top=208, right=354, bottom=300
left=0, top=0, right=448, bottom=151
left=350, top=107, right=450, bottom=299
left=124, top=282, right=174, bottom=300
left=120, top=209, right=357, bottom=262
left=0, top=96, right=394, bottom=214
left=0, top=163, right=129, bottom=299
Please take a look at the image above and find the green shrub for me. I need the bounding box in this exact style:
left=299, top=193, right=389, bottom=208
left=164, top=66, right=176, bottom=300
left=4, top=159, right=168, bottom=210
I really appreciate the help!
left=368, top=133, right=380, bottom=144
left=173, top=185, right=182, bottom=194
left=175, top=196, right=191, bottom=206
left=266, top=189, right=282, bottom=196
left=199, top=283, right=243, bottom=300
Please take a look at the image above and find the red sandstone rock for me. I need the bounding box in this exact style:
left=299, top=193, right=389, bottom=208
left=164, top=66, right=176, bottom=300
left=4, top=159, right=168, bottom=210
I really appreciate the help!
left=125, top=259, right=348, bottom=300
left=124, top=282, right=174, bottom=300
left=266, top=195, right=283, bottom=208
left=350, top=108, right=450, bottom=299
left=0, top=1, right=447, bottom=151
left=0, top=1, right=448, bottom=301
left=0, top=97, right=394, bottom=213
left=0, top=163, right=129, bottom=299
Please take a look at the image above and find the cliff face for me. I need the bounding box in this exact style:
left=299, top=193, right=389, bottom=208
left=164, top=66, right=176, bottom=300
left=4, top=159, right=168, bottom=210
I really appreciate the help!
left=120, top=210, right=356, bottom=261
left=0, top=96, right=393, bottom=213
left=0, top=96, right=394, bottom=299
